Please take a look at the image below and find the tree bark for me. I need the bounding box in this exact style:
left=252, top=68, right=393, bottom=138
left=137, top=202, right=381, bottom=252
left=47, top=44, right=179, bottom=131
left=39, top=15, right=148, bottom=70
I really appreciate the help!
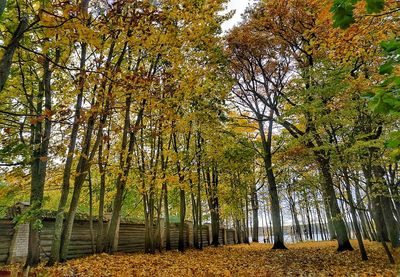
left=26, top=56, right=52, bottom=267
left=354, top=182, right=372, bottom=241
left=258, top=116, right=287, bottom=249
left=372, top=165, right=400, bottom=248
left=106, top=101, right=144, bottom=253
left=343, top=167, right=368, bottom=260
left=178, top=189, right=186, bottom=251
left=316, top=155, right=353, bottom=251
left=96, top=134, right=108, bottom=253
left=250, top=183, right=259, bottom=243
left=60, top=109, right=98, bottom=260
left=88, top=171, right=95, bottom=254
left=49, top=41, right=88, bottom=265
left=0, top=17, right=28, bottom=92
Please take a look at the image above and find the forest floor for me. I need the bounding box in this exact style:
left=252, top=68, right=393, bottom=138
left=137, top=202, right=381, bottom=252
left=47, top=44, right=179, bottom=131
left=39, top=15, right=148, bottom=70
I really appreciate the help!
left=1, top=240, right=399, bottom=276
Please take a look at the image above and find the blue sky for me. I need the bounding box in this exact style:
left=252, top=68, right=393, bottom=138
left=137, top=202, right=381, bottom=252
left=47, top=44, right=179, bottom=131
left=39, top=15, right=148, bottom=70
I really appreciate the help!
left=221, top=0, right=252, bottom=31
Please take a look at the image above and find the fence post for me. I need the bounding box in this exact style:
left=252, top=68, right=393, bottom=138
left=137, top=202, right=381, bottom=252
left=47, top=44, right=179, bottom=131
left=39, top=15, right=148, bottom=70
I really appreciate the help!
left=204, top=224, right=212, bottom=245
left=6, top=222, right=29, bottom=264
left=223, top=228, right=227, bottom=245
left=185, top=221, right=193, bottom=248
left=159, top=218, right=165, bottom=250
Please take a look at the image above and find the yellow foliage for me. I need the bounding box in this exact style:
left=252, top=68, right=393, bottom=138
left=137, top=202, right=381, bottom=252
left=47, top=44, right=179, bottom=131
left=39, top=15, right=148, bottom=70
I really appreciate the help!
left=3, top=241, right=396, bottom=276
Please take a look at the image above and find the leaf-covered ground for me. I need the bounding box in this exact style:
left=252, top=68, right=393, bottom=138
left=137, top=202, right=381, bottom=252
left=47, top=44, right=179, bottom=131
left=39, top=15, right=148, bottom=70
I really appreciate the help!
left=3, top=240, right=400, bottom=276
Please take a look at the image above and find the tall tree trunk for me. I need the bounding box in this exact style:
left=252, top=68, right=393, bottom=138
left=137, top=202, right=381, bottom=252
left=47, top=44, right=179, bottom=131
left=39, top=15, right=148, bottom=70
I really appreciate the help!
left=197, top=139, right=203, bottom=250
left=163, top=182, right=171, bottom=250
left=96, top=132, right=108, bottom=253
left=205, top=164, right=220, bottom=247
left=303, top=191, right=313, bottom=241
left=343, top=167, right=368, bottom=260
left=291, top=196, right=302, bottom=242
left=0, top=17, right=28, bottom=92
left=250, top=183, right=259, bottom=243
left=26, top=56, right=52, bottom=266
left=60, top=111, right=98, bottom=260
left=192, top=132, right=203, bottom=249
left=235, top=219, right=242, bottom=244
left=362, top=162, right=394, bottom=264
left=367, top=170, right=396, bottom=263
left=156, top=188, right=163, bottom=252
left=354, top=182, right=372, bottom=241
left=49, top=41, right=88, bottom=266
left=313, top=192, right=325, bottom=241
left=191, top=186, right=199, bottom=248
left=178, top=188, right=186, bottom=251
left=323, top=197, right=336, bottom=240
left=258, top=116, right=286, bottom=249
left=160, top=136, right=171, bottom=250
left=240, top=199, right=249, bottom=244
left=106, top=101, right=144, bottom=253
left=372, top=165, right=400, bottom=248
left=88, top=171, right=95, bottom=254
left=316, top=155, right=353, bottom=251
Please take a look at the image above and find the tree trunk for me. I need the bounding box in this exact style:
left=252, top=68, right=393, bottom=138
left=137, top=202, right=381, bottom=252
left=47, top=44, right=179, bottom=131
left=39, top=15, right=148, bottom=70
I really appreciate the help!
left=250, top=183, right=259, bottom=243
left=88, top=170, right=95, bottom=254
left=316, top=155, right=353, bottom=251
left=354, top=183, right=372, bottom=241
left=96, top=136, right=107, bottom=253
left=60, top=111, right=98, bottom=260
left=26, top=56, right=52, bottom=267
left=178, top=189, right=186, bottom=251
left=163, top=182, right=171, bottom=250
left=191, top=188, right=199, bottom=249
left=160, top=135, right=171, bottom=251
left=313, top=193, right=325, bottom=241
left=288, top=190, right=302, bottom=242
left=0, top=17, right=28, bottom=92
left=323, top=197, right=336, bottom=240
left=368, top=179, right=396, bottom=263
left=196, top=134, right=203, bottom=249
left=258, top=117, right=286, bottom=249
left=343, top=167, right=368, bottom=260
left=303, top=191, right=313, bottom=241
left=235, top=219, right=242, bottom=244
left=49, top=42, right=87, bottom=265
left=372, top=165, right=400, bottom=248
left=106, top=100, right=144, bottom=253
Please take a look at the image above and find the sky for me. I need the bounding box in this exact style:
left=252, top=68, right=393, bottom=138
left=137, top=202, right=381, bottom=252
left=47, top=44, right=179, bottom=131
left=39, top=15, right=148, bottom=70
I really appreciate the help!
left=221, top=0, right=252, bottom=32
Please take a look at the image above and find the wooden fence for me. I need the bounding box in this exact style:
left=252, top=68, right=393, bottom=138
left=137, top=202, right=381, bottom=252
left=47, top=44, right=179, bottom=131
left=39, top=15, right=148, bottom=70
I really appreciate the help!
left=0, top=218, right=237, bottom=265
left=0, top=220, right=14, bottom=264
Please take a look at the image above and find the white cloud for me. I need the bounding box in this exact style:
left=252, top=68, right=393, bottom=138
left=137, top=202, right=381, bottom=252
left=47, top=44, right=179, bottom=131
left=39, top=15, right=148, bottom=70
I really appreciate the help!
left=221, top=0, right=252, bottom=32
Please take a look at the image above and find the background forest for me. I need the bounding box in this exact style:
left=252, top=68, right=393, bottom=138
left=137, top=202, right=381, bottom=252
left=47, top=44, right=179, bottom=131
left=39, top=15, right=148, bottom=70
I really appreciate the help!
left=0, top=0, right=399, bottom=269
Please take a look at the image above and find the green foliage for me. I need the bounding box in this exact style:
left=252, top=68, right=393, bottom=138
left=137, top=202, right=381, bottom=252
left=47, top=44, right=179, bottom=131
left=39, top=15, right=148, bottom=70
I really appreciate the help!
left=331, top=0, right=357, bottom=29
left=0, top=140, right=30, bottom=165
left=331, top=0, right=385, bottom=28
left=365, top=0, right=385, bottom=13
left=371, top=38, right=400, bottom=159
left=13, top=203, right=43, bottom=230
left=331, top=0, right=399, bottom=159
left=379, top=39, right=400, bottom=75
left=386, top=131, right=400, bottom=147
left=0, top=182, right=17, bottom=217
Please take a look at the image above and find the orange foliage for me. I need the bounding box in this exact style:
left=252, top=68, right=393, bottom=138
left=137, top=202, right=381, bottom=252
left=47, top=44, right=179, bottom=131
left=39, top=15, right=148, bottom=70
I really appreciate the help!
left=2, top=241, right=397, bottom=276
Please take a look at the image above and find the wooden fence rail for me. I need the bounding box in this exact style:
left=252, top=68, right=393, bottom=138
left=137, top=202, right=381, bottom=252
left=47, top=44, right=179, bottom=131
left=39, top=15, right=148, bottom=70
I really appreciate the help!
left=0, top=218, right=237, bottom=265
